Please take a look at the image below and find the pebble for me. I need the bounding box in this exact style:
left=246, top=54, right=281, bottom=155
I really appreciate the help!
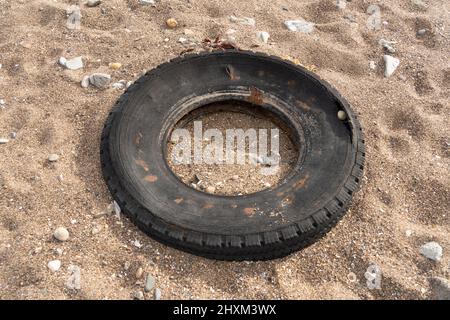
left=109, top=62, right=122, bottom=70
left=66, top=265, right=81, bottom=290
left=231, top=175, right=239, bottom=181
left=420, top=242, right=443, bottom=261
left=411, top=0, right=428, bottom=10
left=66, top=5, right=82, bottom=30
left=53, top=227, right=70, bottom=241
left=417, top=29, right=426, bottom=36
left=86, top=0, right=102, bottom=7
left=144, top=274, right=155, bottom=292
left=379, top=39, right=396, bottom=53
left=229, top=15, right=256, bottom=26
left=47, top=260, right=61, bottom=272
left=284, top=19, right=315, bottom=33
left=48, top=153, right=59, bottom=162
left=81, top=75, right=90, bottom=88
left=154, top=288, right=162, bottom=300
left=337, top=110, right=347, bottom=120
left=10, top=132, right=16, bottom=139
left=369, top=60, right=376, bottom=70
left=59, top=57, right=83, bottom=70
left=0, top=138, right=9, bottom=144
left=135, top=267, right=144, bottom=279
left=89, top=73, right=111, bottom=89
left=256, top=31, right=270, bottom=44
left=139, top=0, right=156, bottom=5
left=166, top=18, right=178, bottom=29
left=429, top=277, right=450, bottom=300
left=205, top=186, right=216, bottom=193
left=336, top=0, right=347, bottom=10
left=124, top=261, right=130, bottom=271
left=133, top=291, right=144, bottom=300
left=0, top=99, right=5, bottom=106
left=405, top=229, right=413, bottom=237
left=383, top=55, right=400, bottom=77
left=112, top=81, right=125, bottom=90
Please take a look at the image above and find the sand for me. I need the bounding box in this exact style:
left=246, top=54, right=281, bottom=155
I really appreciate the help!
left=0, top=0, right=449, bottom=300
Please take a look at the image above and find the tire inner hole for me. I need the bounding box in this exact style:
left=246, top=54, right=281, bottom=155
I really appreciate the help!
left=165, top=100, right=299, bottom=196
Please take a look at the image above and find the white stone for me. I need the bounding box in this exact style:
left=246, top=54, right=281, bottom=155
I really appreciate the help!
left=53, top=227, right=70, bottom=241
left=48, top=260, right=61, bottom=272
left=284, top=19, right=315, bottom=33
left=369, top=60, right=376, bottom=70
left=336, top=0, right=347, bottom=10
left=48, top=154, right=59, bottom=162
left=229, top=15, right=255, bottom=26
left=420, top=242, right=443, bottom=261
left=383, top=55, right=400, bottom=77
left=64, top=56, right=83, bottom=70
left=139, top=0, right=155, bottom=5
left=257, top=31, right=270, bottom=44
left=87, top=0, right=102, bottom=7
left=0, top=138, right=9, bottom=144
left=81, top=75, right=90, bottom=88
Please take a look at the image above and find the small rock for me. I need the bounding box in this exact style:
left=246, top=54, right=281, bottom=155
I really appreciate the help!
left=166, top=18, right=178, bottom=29
left=144, top=274, right=155, bottom=292
left=112, top=82, right=125, bottom=90
left=429, top=277, right=450, bottom=300
left=229, top=15, right=256, bottom=26
left=132, top=239, right=143, bottom=248
left=337, top=110, right=347, bottom=120
left=0, top=138, right=9, bottom=144
left=383, top=55, right=400, bottom=77
left=48, top=154, right=59, bottom=162
left=89, top=73, right=111, bottom=89
left=34, top=247, right=43, bottom=254
left=154, top=288, right=162, bottom=300
left=109, top=62, right=122, bottom=70
left=336, top=0, right=347, bottom=10
left=86, top=0, right=102, bottom=7
left=48, top=260, right=61, bottom=272
left=133, top=290, right=144, bottom=300
left=205, top=186, right=216, bottom=193
left=139, top=0, right=156, bottom=5
left=369, top=60, right=376, bottom=70
left=66, top=5, right=82, bottom=30
left=256, top=31, right=270, bottom=44
left=231, top=175, right=239, bottom=181
left=66, top=265, right=81, bottom=290
left=417, top=29, right=426, bottom=36
left=178, top=37, right=188, bottom=44
left=58, top=56, right=67, bottom=66
left=405, top=229, right=413, bottom=237
left=81, top=75, right=90, bottom=88
left=135, top=267, right=144, bottom=279
left=284, top=19, right=315, bottom=33
left=10, top=132, right=16, bottom=139
left=379, top=39, right=396, bottom=53
left=60, top=57, right=83, bottom=70
left=53, top=227, right=70, bottom=241
left=55, top=248, right=63, bottom=255
left=411, top=0, right=428, bottom=11
left=420, top=242, right=443, bottom=261
left=124, top=261, right=130, bottom=271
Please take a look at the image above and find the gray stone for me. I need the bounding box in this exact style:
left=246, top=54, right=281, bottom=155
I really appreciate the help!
left=87, top=0, right=102, bottom=7
left=133, top=290, right=144, bottom=300
left=420, top=242, right=443, bottom=261
left=154, top=288, right=161, bottom=300
left=66, top=5, right=82, bottom=30
left=429, top=277, right=450, bottom=300
left=417, top=29, right=426, bottom=36
left=66, top=265, right=81, bottom=290
left=144, top=274, right=155, bottom=292
left=89, top=73, right=111, bottom=89
left=53, top=227, right=69, bottom=241
left=284, top=19, right=315, bottom=33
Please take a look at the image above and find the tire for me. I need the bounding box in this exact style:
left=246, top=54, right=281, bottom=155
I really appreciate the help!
left=100, top=50, right=365, bottom=261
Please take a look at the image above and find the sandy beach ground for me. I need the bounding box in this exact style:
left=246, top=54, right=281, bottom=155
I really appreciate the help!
left=0, top=0, right=449, bottom=299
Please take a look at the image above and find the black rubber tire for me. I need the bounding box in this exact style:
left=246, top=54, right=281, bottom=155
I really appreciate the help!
left=100, top=50, right=365, bottom=261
